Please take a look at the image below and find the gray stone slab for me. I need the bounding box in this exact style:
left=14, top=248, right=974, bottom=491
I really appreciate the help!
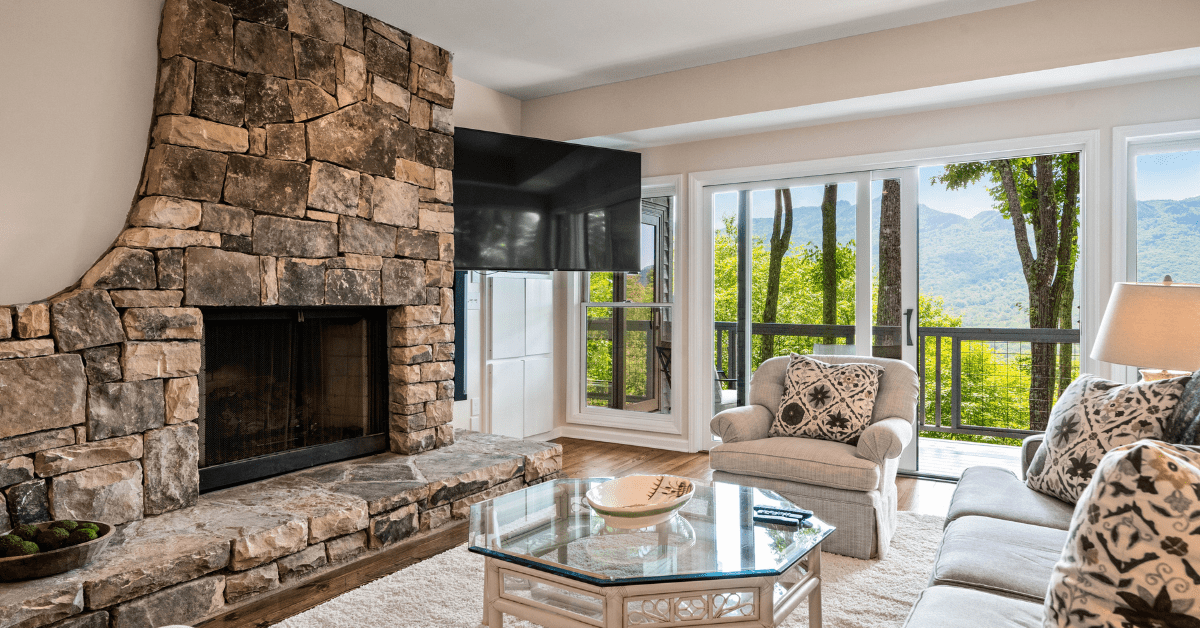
left=0, top=355, right=86, bottom=440
left=110, top=574, right=224, bottom=628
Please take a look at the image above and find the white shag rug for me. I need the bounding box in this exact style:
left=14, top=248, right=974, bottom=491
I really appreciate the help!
left=275, top=512, right=943, bottom=628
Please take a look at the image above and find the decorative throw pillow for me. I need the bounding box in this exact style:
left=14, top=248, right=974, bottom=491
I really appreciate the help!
left=1026, top=374, right=1189, bottom=504
left=768, top=354, right=884, bottom=445
left=1044, top=440, right=1200, bottom=628
left=1164, top=372, right=1200, bottom=445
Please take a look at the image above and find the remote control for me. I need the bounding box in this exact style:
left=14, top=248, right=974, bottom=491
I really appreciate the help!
left=753, top=515, right=814, bottom=528
left=754, top=505, right=813, bottom=519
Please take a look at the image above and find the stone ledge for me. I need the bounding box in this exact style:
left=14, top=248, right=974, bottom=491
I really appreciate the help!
left=0, top=431, right=558, bottom=628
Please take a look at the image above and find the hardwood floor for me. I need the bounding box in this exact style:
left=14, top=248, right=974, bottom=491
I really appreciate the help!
left=200, top=437, right=957, bottom=626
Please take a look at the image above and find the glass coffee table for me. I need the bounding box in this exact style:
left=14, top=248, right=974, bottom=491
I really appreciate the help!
left=469, top=478, right=834, bottom=628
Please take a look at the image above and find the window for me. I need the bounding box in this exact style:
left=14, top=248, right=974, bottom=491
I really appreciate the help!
left=1131, top=142, right=1200, bottom=283
left=583, top=196, right=674, bottom=415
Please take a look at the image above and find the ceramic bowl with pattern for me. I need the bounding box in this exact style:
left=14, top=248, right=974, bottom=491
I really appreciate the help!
left=585, top=475, right=695, bottom=529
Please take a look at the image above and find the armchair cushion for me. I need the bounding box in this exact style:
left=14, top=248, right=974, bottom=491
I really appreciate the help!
left=709, top=436, right=883, bottom=492
left=710, top=404, right=773, bottom=444
left=768, top=355, right=884, bottom=445
left=856, top=417, right=913, bottom=466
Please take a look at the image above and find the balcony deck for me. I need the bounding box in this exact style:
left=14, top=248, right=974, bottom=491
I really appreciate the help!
left=916, top=436, right=1022, bottom=479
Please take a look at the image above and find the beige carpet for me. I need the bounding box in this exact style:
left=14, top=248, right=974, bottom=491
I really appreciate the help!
left=275, top=511, right=943, bottom=628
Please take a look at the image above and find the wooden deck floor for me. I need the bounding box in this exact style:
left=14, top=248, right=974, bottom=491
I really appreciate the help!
left=916, top=437, right=1022, bottom=479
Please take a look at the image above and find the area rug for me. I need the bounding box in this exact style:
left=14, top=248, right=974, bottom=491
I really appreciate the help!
left=275, top=511, right=943, bottom=628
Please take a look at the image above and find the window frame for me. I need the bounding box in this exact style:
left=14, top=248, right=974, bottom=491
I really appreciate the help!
left=565, top=176, right=682, bottom=434
left=1112, top=118, right=1200, bottom=383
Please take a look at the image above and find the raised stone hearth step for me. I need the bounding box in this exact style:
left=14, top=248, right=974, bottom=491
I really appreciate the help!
left=0, top=431, right=561, bottom=628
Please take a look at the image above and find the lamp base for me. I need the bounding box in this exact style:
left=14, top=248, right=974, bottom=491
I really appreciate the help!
left=1139, top=369, right=1192, bottom=382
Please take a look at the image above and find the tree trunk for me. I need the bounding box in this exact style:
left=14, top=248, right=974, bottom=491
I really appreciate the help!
left=877, top=180, right=902, bottom=347
left=761, top=188, right=793, bottom=364
left=821, top=184, right=838, bottom=345
left=1057, top=284, right=1075, bottom=400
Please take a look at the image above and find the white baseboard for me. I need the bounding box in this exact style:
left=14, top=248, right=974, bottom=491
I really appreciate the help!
left=554, top=424, right=695, bottom=452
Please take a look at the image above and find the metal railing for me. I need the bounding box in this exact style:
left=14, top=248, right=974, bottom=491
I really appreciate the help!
left=918, top=326, right=1079, bottom=439
left=712, top=321, right=1080, bottom=439
left=585, top=317, right=660, bottom=407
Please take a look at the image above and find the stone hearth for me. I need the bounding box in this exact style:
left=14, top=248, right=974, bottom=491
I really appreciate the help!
left=0, top=432, right=562, bottom=628
left=0, top=0, right=458, bottom=534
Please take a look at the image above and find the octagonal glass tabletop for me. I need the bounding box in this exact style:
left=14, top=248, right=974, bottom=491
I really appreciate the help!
left=468, top=478, right=834, bottom=586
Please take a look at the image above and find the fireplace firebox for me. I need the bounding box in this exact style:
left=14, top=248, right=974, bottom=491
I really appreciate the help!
left=199, top=308, right=388, bottom=491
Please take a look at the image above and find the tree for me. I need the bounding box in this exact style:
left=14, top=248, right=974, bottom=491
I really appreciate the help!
left=760, top=188, right=794, bottom=365
left=820, top=184, right=838, bottom=344
left=936, top=154, right=1080, bottom=431
left=877, top=180, right=902, bottom=347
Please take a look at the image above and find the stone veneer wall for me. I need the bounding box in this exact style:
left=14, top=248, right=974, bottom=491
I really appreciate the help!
left=0, top=0, right=457, bottom=530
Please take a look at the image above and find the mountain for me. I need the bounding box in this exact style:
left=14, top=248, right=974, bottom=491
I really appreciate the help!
left=1134, top=196, right=1200, bottom=283
left=746, top=196, right=1200, bottom=327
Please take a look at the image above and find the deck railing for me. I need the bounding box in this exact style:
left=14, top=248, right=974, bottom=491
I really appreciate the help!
left=713, top=321, right=1080, bottom=439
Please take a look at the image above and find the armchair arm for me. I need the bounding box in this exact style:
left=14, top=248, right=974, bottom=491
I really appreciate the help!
left=710, top=405, right=773, bottom=443
left=856, top=418, right=913, bottom=466
left=1021, top=433, right=1045, bottom=480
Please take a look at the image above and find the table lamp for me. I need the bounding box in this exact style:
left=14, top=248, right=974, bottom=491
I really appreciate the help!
left=1091, top=276, right=1200, bottom=381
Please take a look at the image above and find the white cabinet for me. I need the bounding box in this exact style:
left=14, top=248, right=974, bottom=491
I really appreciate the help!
left=487, top=275, right=554, bottom=438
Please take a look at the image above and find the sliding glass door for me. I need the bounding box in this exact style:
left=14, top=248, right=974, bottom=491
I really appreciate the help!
left=702, top=170, right=919, bottom=471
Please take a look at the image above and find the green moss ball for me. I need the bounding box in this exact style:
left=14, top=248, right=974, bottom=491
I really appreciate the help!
left=67, top=528, right=98, bottom=545
left=0, top=535, right=23, bottom=549
left=51, top=520, right=78, bottom=532
left=76, top=522, right=99, bottom=532
left=14, top=524, right=39, bottom=542
left=36, top=527, right=70, bottom=551
left=14, top=540, right=39, bottom=556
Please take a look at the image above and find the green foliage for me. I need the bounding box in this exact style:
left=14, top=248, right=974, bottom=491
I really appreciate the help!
left=585, top=267, right=663, bottom=406
left=68, top=528, right=98, bottom=545
left=14, top=524, right=38, bottom=542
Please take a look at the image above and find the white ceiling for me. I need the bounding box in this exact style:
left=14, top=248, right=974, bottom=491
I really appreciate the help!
left=345, top=0, right=1035, bottom=100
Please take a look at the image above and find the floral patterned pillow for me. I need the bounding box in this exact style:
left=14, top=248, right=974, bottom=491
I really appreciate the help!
left=1026, top=374, right=1189, bottom=504
left=1045, top=440, right=1200, bottom=628
left=768, top=354, right=883, bottom=445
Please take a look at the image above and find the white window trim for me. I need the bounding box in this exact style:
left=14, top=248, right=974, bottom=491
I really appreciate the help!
left=1111, top=118, right=1200, bottom=383
left=687, top=131, right=1103, bottom=452
left=565, top=175, right=685, bottom=434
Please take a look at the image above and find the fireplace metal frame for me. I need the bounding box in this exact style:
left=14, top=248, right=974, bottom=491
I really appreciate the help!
left=198, top=307, right=389, bottom=492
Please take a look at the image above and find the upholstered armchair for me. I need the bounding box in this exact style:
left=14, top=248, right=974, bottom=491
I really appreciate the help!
left=709, top=354, right=920, bottom=559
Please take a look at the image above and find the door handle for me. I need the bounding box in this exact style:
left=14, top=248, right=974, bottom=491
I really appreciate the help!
left=905, top=308, right=914, bottom=346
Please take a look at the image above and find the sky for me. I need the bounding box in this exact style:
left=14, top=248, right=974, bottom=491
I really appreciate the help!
left=1136, top=149, right=1200, bottom=201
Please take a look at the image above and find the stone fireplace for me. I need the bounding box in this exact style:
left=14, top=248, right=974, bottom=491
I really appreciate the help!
left=0, top=2, right=563, bottom=627
left=0, top=0, right=460, bottom=531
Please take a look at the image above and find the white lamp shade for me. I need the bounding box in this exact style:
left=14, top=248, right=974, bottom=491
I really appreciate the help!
left=1091, top=281, right=1200, bottom=371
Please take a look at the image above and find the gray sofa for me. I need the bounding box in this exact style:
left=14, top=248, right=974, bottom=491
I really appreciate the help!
left=901, top=433, right=1074, bottom=628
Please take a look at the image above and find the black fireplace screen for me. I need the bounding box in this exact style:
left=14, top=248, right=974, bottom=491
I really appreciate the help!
left=199, top=308, right=387, bottom=491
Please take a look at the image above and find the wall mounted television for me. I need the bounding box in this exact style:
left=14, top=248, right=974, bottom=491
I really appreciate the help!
left=453, top=128, right=642, bottom=272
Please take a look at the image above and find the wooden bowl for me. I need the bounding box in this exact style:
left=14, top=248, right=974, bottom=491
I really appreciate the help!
left=0, top=521, right=114, bottom=581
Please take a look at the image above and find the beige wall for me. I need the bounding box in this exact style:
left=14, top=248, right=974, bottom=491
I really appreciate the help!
left=522, top=0, right=1200, bottom=142
left=0, top=0, right=161, bottom=305
left=454, top=76, right=522, bottom=135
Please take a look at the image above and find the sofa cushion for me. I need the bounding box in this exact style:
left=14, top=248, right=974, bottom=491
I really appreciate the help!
left=947, top=466, right=1074, bottom=530
left=930, top=515, right=1067, bottom=602
left=710, top=436, right=881, bottom=492
left=768, top=354, right=883, bottom=445
left=901, top=586, right=1043, bottom=628
left=1045, top=440, right=1200, bottom=628
left=1164, top=370, right=1200, bottom=445
left=1026, top=374, right=1188, bottom=504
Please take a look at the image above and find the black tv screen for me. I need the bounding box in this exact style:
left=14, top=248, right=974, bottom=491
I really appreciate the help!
left=453, top=128, right=641, bottom=272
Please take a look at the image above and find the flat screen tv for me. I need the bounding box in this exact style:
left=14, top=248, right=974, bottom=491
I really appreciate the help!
left=453, top=128, right=641, bottom=272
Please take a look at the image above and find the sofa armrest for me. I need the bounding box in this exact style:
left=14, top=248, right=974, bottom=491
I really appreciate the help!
left=710, top=405, right=774, bottom=443
left=856, top=418, right=913, bottom=466
left=1021, top=434, right=1045, bottom=480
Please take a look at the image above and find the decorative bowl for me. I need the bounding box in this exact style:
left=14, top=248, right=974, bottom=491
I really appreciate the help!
left=586, top=475, right=695, bottom=529
left=0, top=521, right=115, bottom=581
